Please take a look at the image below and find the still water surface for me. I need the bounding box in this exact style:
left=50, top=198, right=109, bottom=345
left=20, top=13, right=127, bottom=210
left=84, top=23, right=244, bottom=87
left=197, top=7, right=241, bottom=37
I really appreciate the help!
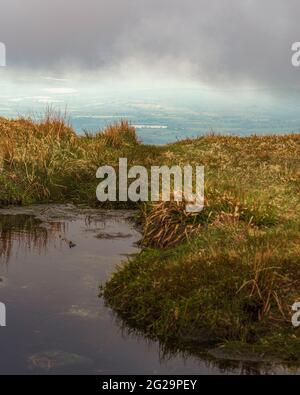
left=0, top=205, right=297, bottom=374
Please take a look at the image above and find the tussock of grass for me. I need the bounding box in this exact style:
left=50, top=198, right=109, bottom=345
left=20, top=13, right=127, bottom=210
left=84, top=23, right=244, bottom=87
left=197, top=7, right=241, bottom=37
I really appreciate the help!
left=139, top=189, right=278, bottom=249
left=139, top=199, right=204, bottom=248
left=0, top=114, right=139, bottom=205
left=101, top=120, right=138, bottom=148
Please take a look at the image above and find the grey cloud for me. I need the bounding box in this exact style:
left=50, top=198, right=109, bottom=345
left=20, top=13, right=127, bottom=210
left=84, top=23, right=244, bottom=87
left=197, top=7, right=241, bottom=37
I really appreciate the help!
left=0, top=0, right=299, bottom=88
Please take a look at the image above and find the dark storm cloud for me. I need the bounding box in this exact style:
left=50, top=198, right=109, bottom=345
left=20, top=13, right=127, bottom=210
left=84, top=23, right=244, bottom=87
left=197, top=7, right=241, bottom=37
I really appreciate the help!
left=0, top=0, right=299, bottom=87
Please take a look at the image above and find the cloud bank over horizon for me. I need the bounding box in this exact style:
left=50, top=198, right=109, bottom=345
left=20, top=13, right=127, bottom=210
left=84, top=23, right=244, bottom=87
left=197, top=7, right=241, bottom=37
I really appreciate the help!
left=0, top=0, right=300, bottom=89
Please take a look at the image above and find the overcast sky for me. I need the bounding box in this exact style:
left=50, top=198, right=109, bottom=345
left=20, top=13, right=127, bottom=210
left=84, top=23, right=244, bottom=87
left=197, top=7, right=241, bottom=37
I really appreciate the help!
left=0, top=0, right=300, bottom=89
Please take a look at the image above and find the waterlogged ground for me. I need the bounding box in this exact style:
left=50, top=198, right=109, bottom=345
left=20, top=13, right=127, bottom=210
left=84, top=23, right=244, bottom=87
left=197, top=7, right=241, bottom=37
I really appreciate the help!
left=0, top=205, right=298, bottom=375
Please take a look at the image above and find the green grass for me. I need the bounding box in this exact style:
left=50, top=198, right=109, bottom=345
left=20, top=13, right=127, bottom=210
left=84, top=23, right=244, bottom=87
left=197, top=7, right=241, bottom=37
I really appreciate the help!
left=1, top=113, right=300, bottom=363
left=102, top=134, right=300, bottom=363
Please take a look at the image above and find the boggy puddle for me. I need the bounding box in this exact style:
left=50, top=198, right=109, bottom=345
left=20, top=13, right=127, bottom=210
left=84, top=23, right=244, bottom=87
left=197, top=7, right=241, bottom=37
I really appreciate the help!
left=0, top=204, right=298, bottom=375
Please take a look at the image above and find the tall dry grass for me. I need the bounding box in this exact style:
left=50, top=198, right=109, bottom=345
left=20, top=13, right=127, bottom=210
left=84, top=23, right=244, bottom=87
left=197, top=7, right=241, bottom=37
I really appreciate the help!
left=101, top=119, right=138, bottom=148
left=0, top=113, right=138, bottom=204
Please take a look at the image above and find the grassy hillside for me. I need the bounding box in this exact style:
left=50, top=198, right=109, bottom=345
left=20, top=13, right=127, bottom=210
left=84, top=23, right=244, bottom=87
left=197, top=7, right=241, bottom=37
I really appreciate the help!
left=0, top=113, right=143, bottom=206
left=1, top=114, right=300, bottom=362
left=103, top=131, right=300, bottom=362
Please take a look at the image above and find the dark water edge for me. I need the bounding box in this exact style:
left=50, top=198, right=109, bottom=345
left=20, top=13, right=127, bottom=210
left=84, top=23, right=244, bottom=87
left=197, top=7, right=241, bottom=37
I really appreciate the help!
left=0, top=204, right=298, bottom=375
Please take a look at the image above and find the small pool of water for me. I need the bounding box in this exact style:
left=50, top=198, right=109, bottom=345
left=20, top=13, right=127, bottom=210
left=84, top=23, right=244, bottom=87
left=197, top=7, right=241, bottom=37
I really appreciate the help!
left=0, top=205, right=297, bottom=374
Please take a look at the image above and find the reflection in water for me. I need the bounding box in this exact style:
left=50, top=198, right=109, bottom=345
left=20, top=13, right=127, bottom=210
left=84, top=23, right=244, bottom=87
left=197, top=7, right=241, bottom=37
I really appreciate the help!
left=115, top=316, right=300, bottom=375
left=0, top=211, right=126, bottom=265
left=0, top=207, right=298, bottom=375
left=0, top=214, right=64, bottom=264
